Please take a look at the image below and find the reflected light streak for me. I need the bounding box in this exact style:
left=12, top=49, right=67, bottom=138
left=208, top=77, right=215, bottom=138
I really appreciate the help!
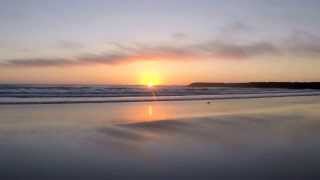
left=148, top=105, right=153, bottom=117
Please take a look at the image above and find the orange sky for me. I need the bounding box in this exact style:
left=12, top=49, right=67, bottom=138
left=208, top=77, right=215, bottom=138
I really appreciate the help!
left=1, top=56, right=319, bottom=85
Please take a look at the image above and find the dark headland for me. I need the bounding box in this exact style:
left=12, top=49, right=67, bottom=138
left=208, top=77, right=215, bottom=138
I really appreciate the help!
left=189, top=82, right=320, bottom=89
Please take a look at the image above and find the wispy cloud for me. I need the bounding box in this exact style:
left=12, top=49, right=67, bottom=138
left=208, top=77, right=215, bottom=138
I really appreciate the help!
left=2, top=58, right=75, bottom=67
left=0, top=41, right=278, bottom=67
left=1, top=31, right=320, bottom=67
left=172, top=33, right=189, bottom=40
left=285, top=31, right=320, bottom=56
left=56, top=40, right=84, bottom=49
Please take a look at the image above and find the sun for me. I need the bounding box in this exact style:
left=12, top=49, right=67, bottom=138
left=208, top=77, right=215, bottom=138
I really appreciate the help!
left=139, top=70, right=161, bottom=87
left=147, top=82, right=154, bottom=88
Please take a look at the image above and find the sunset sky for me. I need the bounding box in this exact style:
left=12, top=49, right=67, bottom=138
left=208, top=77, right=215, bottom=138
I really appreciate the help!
left=1, top=0, right=320, bottom=85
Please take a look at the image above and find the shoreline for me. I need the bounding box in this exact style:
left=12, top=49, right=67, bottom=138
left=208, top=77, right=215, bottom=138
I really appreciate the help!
left=1, top=92, right=320, bottom=105
left=189, top=82, right=320, bottom=89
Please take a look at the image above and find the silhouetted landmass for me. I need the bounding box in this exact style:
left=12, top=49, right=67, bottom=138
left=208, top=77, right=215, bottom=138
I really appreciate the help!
left=189, top=82, right=320, bottom=89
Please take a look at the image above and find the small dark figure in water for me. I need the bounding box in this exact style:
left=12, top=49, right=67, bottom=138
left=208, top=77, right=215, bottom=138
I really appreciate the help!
left=207, top=101, right=211, bottom=104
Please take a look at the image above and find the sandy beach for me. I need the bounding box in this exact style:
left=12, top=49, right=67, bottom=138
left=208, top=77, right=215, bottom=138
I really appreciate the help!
left=2, top=1, right=320, bottom=179
left=1, top=96, right=320, bottom=179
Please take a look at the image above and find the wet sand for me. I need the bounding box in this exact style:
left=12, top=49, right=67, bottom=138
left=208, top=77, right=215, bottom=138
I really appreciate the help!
left=1, top=96, right=320, bottom=179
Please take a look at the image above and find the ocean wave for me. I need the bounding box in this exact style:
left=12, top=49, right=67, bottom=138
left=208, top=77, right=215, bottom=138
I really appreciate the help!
left=1, top=92, right=320, bottom=105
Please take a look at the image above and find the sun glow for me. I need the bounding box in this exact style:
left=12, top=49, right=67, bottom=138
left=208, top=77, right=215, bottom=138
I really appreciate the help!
left=139, top=69, right=161, bottom=87
left=147, top=83, right=154, bottom=88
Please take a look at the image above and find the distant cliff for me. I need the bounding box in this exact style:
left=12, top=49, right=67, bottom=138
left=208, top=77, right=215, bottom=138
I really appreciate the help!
left=189, top=82, right=320, bottom=89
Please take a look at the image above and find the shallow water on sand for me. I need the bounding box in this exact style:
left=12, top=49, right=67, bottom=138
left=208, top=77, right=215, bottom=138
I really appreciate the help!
left=1, top=96, right=320, bottom=179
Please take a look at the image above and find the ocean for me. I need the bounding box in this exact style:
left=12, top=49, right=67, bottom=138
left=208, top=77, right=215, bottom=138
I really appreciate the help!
left=1, top=84, right=320, bottom=104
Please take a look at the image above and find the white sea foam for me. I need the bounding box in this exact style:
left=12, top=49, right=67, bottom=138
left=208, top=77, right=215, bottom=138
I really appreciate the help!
left=0, top=84, right=320, bottom=104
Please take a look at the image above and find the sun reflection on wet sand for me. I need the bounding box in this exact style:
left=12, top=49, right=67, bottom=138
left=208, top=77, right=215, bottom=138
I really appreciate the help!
left=2, top=96, right=320, bottom=179
left=148, top=105, right=153, bottom=118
